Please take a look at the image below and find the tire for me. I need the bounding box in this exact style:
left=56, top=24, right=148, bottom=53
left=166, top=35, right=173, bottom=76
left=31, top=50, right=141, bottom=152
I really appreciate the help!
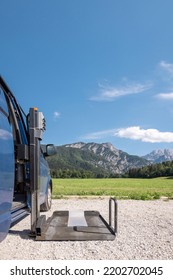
left=40, top=183, right=52, bottom=212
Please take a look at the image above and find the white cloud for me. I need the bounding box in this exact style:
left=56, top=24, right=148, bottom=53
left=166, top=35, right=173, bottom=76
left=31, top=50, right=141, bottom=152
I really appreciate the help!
left=82, top=129, right=117, bottom=140
left=155, top=61, right=173, bottom=99
left=156, top=92, right=173, bottom=100
left=90, top=82, right=152, bottom=101
left=53, top=111, right=61, bottom=120
left=82, top=126, right=173, bottom=143
left=159, top=60, right=173, bottom=76
left=115, top=126, right=173, bottom=143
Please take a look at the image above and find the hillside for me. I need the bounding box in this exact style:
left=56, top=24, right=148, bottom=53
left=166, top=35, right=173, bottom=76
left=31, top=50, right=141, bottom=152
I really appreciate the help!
left=47, top=142, right=149, bottom=177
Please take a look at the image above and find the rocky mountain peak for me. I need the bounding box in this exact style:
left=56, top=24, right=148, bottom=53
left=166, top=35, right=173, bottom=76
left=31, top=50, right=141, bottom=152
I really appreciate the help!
left=143, top=149, right=173, bottom=163
left=102, top=142, right=118, bottom=152
left=65, top=142, right=86, bottom=149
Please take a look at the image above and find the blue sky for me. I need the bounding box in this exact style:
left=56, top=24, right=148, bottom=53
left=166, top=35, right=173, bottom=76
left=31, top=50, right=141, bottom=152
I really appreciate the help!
left=1, top=0, right=173, bottom=156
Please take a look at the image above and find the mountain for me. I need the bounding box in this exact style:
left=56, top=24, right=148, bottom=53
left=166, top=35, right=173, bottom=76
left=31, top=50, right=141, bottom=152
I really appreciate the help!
left=47, top=142, right=150, bottom=176
left=65, top=142, right=149, bottom=173
left=143, top=149, right=173, bottom=163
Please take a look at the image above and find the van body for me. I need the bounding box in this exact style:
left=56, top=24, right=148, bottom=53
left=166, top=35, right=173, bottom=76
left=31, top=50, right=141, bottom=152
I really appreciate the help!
left=0, top=77, right=53, bottom=242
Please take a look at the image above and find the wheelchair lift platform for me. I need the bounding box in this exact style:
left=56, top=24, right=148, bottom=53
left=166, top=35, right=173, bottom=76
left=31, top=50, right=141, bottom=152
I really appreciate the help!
left=35, top=198, right=117, bottom=241
left=28, top=108, right=117, bottom=242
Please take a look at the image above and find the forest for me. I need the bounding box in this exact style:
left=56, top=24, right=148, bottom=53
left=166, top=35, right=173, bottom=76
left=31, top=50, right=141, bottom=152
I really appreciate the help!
left=50, top=161, right=173, bottom=179
left=126, top=161, right=173, bottom=178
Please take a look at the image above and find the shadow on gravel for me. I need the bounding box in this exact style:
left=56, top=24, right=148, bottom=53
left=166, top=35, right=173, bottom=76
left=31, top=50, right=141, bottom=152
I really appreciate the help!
left=8, top=229, right=32, bottom=240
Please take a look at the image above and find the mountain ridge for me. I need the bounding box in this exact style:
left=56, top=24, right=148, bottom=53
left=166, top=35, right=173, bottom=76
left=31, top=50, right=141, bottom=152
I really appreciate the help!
left=143, top=149, right=173, bottom=163
left=47, top=142, right=173, bottom=177
left=65, top=142, right=173, bottom=164
left=47, top=142, right=173, bottom=178
left=47, top=142, right=149, bottom=176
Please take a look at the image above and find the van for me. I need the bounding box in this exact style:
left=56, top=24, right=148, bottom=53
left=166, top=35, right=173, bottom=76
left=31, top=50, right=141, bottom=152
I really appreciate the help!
left=0, top=76, right=54, bottom=242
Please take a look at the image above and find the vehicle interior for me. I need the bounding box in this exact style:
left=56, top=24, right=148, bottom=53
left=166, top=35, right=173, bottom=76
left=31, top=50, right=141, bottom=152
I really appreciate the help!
left=11, top=106, right=29, bottom=212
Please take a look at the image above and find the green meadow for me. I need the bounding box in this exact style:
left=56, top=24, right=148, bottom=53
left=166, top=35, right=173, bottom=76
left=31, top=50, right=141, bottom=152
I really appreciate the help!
left=52, top=177, right=173, bottom=200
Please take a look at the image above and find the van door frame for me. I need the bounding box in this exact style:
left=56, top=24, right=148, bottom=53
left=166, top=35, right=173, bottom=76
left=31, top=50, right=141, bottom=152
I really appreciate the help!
left=0, top=79, right=15, bottom=242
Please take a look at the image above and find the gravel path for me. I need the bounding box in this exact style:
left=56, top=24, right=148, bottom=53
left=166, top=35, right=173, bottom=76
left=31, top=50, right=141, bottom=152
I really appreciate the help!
left=0, top=198, right=173, bottom=260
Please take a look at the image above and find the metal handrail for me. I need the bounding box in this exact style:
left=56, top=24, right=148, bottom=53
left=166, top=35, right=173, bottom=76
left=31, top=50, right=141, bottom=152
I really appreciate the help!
left=109, top=197, right=118, bottom=235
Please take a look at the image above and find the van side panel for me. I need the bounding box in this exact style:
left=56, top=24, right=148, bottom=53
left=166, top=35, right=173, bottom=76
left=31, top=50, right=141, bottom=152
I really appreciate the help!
left=0, top=90, right=15, bottom=242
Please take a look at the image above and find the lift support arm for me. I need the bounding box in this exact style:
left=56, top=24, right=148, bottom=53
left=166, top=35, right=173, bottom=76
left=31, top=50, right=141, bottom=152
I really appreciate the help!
left=29, top=107, right=45, bottom=235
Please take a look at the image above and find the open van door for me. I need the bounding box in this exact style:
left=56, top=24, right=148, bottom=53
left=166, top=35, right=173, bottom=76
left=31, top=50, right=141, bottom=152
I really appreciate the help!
left=0, top=80, right=15, bottom=242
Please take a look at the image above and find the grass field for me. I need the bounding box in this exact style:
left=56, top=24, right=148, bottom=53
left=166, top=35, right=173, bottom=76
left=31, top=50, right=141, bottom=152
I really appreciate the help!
left=52, top=177, right=173, bottom=200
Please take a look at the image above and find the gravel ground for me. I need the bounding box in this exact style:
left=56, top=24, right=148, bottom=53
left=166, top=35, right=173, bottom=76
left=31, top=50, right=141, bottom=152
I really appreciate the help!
left=0, top=198, right=173, bottom=260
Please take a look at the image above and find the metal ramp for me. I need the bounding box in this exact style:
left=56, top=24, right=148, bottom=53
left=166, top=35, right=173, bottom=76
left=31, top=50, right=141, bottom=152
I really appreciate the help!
left=35, top=198, right=117, bottom=241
